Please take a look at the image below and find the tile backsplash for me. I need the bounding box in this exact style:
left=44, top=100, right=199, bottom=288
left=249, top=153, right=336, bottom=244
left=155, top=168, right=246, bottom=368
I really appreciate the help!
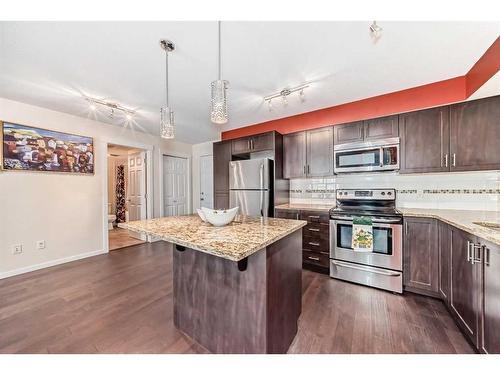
left=289, top=171, right=500, bottom=211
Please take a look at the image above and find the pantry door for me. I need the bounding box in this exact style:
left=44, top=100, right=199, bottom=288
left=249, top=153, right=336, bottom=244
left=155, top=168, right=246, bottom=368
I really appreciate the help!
left=163, top=155, right=188, bottom=216
left=128, top=151, right=147, bottom=239
left=199, top=155, right=213, bottom=209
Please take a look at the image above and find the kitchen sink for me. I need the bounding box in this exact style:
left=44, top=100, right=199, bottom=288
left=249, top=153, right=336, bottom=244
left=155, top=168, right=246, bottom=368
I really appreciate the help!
left=473, top=222, right=500, bottom=232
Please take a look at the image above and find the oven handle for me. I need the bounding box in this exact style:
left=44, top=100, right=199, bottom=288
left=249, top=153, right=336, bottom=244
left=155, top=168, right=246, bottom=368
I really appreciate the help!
left=330, top=216, right=401, bottom=224
left=331, top=260, right=401, bottom=277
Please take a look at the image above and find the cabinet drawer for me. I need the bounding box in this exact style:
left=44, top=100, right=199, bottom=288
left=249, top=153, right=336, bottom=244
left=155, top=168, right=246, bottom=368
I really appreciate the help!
left=300, top=210, right=330, bottom=224
left=302, top=236, right=329, bottom=253
left=303, top=250, right=330, bottom=268
left=304, top=222, right=329, bottom=239
left=275, top=209, right=299, bottom=219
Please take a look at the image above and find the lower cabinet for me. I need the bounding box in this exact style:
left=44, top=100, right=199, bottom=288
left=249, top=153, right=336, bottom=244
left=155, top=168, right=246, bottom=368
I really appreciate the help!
left=275, top=208, right=330, bottom=274
left=214, top=193, right=229, bottom=210
left=403, top=217, right=439, bottom=296
left=405, top=217, right=500, bottom=354
left=449, top=226, right=480, bottom=348
left=481, top=239, right=500, bottom=354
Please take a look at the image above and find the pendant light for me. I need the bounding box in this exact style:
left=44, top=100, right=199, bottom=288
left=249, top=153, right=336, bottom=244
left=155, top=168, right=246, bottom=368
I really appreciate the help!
left=160, top=39, right=175, bottom=139
left=210, top=21, right=229, bottom=124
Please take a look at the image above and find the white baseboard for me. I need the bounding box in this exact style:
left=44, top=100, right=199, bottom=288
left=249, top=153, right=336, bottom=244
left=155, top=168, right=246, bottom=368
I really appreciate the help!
left=0, top=249, right=108, bottom=280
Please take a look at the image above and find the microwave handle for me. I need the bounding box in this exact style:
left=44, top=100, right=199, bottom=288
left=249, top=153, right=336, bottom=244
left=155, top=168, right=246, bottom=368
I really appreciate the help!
left=379, top=147, right=384, bottom=167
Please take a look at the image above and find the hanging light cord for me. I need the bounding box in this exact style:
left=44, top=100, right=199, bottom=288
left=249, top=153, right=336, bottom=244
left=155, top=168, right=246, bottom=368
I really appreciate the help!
left=218, top=21, right=222, bottom=80
left=165, top=49, right=169, bottom=107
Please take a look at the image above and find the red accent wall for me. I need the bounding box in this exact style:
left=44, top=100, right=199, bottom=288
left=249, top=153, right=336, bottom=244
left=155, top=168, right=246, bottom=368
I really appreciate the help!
left=221, top=37, right=499, bottom=141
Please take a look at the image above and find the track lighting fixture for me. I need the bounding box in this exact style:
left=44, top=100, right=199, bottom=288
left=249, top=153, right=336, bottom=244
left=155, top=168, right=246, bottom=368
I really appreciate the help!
left=84, top=96, right=135, bottom=121
left=264, top=83, right=309, bottom=109
left=369, top=21, right=383, bottom=43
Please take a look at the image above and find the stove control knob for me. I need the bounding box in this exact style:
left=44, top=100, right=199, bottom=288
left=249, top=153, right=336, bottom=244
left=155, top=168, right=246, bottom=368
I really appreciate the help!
left=388, top=191, right=392, bottom=196
left=381, top=192, right=386, bottom=196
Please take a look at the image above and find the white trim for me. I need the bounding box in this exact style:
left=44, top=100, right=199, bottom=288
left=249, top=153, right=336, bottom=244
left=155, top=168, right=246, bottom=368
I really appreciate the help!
left=0, top=249, right=107, bottom=280
left=101, top=138, right=154, bottom=252
left=159, top=150, right=192, bottom=216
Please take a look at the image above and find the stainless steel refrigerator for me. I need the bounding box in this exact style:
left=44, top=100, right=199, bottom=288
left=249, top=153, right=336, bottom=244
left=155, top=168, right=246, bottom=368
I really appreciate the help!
left=229, top=158, right=273, bottom=217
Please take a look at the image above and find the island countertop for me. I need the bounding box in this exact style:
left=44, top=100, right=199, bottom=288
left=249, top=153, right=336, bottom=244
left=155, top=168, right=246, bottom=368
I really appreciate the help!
left=118, top=215, right=307, bottom=262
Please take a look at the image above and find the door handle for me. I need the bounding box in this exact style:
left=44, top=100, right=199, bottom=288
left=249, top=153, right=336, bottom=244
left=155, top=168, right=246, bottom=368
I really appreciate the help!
left=331, top=259, right=401, bottom=277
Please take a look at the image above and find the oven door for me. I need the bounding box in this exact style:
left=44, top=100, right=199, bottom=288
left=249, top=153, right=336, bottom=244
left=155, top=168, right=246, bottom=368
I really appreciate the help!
left=330, top=219, right=402, bottom=271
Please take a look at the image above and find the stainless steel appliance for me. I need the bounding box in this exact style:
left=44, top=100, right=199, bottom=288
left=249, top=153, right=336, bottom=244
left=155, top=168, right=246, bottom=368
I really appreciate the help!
left=329, top=189, right=403, bottom=293
left=334, top=137, right=399, bottom=173
left=229, top=158, right=273, bottom=217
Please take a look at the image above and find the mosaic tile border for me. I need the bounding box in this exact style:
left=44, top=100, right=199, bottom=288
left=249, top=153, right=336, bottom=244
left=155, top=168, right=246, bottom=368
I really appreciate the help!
left=292, top=189, right=500, bottom=195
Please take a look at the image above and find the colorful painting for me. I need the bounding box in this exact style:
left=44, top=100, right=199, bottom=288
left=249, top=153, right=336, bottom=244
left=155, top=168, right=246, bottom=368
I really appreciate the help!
left=1, top=121, right=94, bottom=174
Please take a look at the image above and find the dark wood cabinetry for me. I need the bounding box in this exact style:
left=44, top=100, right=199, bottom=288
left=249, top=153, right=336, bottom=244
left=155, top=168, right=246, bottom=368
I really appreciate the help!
left=450, top=227, right=480, bottom=348
left=364, top=115, right=399, bottom=141
left=333, top=121, right=364, bottom=145
left=438, top=221, right=451, bottom=303
left=283, top=127, right=333, bottom=179
left=231, top=132, right=274, bottom=155
left=213, top=141, right=232, bottom=209
left=403, top=217, right=439, bottom=296
left=481, top=239, right=500, bottom=354
left=400, top=107, right=450, bottom=173
left=283, top=132, right=306, bottom=178
left=275, top=208, right=330, bottom=274
left=449, top=96, right=500, bottom=172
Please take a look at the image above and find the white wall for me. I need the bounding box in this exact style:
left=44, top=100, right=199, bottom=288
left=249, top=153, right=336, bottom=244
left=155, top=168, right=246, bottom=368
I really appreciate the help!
left=0, top=97, right=193, bottom=278
left=191, top=141, right=216, bottom=212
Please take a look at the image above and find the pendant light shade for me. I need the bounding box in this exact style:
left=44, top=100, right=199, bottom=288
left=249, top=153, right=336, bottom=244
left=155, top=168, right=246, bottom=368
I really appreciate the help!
left=210, top=21, right=229, bottom=124
left=160, top=39, right=175, bottom=139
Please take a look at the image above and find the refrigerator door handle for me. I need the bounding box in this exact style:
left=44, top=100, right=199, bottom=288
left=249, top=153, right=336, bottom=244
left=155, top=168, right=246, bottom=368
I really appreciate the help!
left=260, top=163, right=264, bottom=216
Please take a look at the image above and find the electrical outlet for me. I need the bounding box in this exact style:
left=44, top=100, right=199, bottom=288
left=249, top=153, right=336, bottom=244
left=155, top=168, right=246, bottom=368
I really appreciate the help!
left=12, top=244, right=23, bottom=255
left=36, top=240, right=46, bottom=250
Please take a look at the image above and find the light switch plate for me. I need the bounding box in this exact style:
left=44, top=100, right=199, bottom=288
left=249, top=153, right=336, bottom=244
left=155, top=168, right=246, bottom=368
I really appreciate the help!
left=36, top=240, right=46, bottom=250
left=12, top=244, right=23, bottom=255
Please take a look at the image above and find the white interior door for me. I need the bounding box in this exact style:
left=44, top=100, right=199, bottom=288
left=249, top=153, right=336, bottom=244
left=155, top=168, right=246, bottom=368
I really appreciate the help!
left=163, top=155, right=188, bottom=216
left=128, top=151, right=146, bottom=239
left=199, top=155, right=213, bottom=209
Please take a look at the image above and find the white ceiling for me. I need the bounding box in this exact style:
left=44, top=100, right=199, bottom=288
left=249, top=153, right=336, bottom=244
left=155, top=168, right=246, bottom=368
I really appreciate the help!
left=1, top=21, right=499, bottom=144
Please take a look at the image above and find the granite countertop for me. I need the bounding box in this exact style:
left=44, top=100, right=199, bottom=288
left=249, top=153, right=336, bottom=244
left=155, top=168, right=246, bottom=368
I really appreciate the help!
left=118, top=215, right=307, bottom=262
left=399, top=208, right=500, bottom=246
left=275, top=203, right=334, bottom=212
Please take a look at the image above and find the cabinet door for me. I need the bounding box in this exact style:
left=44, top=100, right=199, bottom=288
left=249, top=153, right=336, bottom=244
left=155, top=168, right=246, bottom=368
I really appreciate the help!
left=251, top=132, right=274, bottom=152
left=399, top=107, right=450, bottom=173
left=481, top=239, right=500, bottom=354
left=450, top=227, right=479, bottom=348
left=231, top=137, right=251, bottom=155
left=274, top=209, right=299, bottom=220
left=333, top=121, right=364, bottom=145
left=363, top=115, right=399, bottom=141
left=214, top=193, right=229, bottom=210
left=213, top=141, right=232, bottom=193
left=438, top=221, right=451, bottom=303
left=283, top=132, right=306, bottom=179
left=403, top=217, right=439, bottom=295
left=450, top=96, right=500, bottom=172
left=306, top=127, right=334, bottom=177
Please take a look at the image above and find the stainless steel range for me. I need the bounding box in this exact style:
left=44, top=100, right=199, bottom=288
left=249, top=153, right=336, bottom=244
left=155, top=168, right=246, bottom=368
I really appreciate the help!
left=329, top=189, right=403, bottom=293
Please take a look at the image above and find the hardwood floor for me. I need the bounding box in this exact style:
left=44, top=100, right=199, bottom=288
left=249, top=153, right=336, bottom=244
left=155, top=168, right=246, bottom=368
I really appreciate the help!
left=0, top=242, right=474, bottom=354
left=108, top=227, right=145, bottom=251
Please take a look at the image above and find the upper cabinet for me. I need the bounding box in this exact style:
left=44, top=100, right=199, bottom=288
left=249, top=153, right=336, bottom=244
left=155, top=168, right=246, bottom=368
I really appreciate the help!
left=400, top=107, right=450, bottom=174
left=333, top=121, right=364, bottom=144
left=284, top=127, right=333, bottom=179
left=333, top=116, right=399, bottom=145
left=231, top=132, right=274, bottom=155
left=364, top=115, right=399, bottom=141
left=449, top=96, right=500, bottom=172
left=213, top=140, right=232, bottom=194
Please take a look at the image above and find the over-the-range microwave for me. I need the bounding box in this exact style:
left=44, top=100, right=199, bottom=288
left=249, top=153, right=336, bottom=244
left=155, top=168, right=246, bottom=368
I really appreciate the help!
left=333, top=137, right=399, bottom=173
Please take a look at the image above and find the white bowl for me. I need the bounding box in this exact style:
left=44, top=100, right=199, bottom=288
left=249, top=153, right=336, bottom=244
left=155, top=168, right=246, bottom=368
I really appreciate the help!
left=201, top=207, right=239, bottom=227
left=196, top=208, right=207, bottom=222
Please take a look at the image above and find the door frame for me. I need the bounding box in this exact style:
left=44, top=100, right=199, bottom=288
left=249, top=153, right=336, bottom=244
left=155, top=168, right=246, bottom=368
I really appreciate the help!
left=159, top=150, right=192, bottom=217
left=101, top=139, right=153, bottom=253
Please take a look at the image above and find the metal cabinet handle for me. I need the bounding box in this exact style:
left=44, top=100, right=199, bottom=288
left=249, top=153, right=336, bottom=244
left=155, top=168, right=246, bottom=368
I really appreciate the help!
left=452, top=153, right=456, bottom=167
left=404, top=222, right=408, bottom=236
left=307, top=165, right=310, bottom=174
left=308, top=228, right=320, bottom=232
left=250, top=139, right=254, bottom=150
left=307, top=256, right=320, bottom=261
left=484, top=245, right=490, bottom=266
left=308, top=242, right=320, bottom=246
left=331, top=260, right=401, bottom=277
left=303, top=165, right=306, bottom=175
left=467, top=241, right=473, bottom=263
left=444, top=154, right=448, bottom=168
left=474, top=243, right=483, bottom=264
left=308, top=215, right=320, bottom=219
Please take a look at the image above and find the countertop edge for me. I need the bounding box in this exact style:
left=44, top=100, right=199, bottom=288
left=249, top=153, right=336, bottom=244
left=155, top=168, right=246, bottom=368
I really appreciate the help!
left=118, top=220, right=307, bottom=262
left=401, top=210, right=500, bottom=246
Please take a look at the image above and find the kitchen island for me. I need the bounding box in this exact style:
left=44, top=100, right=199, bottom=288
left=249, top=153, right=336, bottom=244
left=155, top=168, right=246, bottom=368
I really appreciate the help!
left=119, top=215, right=306, bottom=354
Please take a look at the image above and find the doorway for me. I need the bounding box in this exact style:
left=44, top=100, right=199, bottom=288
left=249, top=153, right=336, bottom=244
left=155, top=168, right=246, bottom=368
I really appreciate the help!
left=107, top=144, right=147, bottom=250
left=163, top=155, right=188, bottom=216
left=199, top=154, right=213, bottom=209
